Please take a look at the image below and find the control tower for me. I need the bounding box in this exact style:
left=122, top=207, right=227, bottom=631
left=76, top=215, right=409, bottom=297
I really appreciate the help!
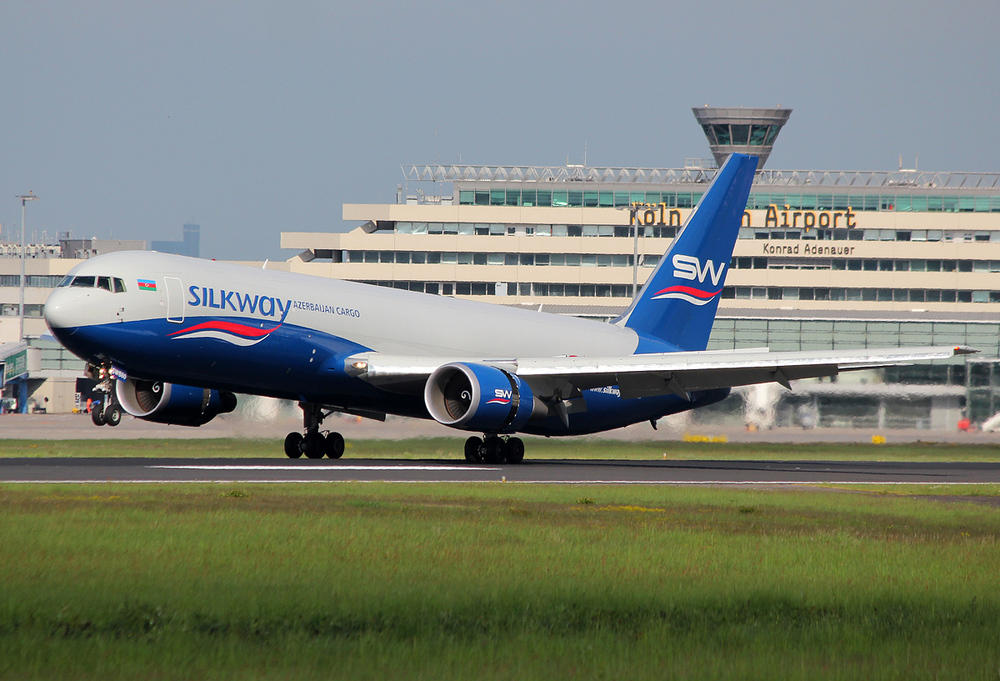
left=692, top=106, right=791, bottom=169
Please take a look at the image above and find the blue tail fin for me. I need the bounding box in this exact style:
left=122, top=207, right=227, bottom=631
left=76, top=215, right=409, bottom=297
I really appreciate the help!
left=615, top=153, right=758, bottom=352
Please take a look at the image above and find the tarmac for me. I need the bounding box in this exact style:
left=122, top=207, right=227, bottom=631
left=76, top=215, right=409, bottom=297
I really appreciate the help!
left=0, top=411, right=997, bottom=444
left=4, top=456, right=999, bottom=485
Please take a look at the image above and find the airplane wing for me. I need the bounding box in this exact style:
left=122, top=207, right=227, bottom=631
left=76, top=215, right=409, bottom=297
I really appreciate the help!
left=346, top=345, right=977, bottom=401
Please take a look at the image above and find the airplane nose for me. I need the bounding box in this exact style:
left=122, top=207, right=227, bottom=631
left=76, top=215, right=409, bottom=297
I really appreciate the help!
left=43, top=288, right=83, bottom=334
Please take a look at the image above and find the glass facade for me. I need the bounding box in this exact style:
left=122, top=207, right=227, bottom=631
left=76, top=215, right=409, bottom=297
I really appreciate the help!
left=459, top=189, right=700, bottom=208
left=344, top=269, right=1000, bottom=308
left=0, top=275, right=65, bottom=287
left=724, top=287, right=994, bottom=304
left=458, top=188, right=1000, bottom=212
left=702, top=123, right=780, bottom=147
left=394, top=221, right=999, bottom=245
left=707, top=319, right=1000, bottom=356
left=349, top=248, right=998, bottom=280
left=966, top=360, right=1000, bottom=424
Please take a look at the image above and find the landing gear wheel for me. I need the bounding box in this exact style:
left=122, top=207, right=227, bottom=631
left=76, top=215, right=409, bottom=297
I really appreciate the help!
left=303, top=432, right=326, bottom=459
left=465, top=436, right=484, bottom=463
left=505, top=437, right=524, bottom=464
left=91, top=405, right=107, bottom=426
left=483, top=437, right=506, bottom=464
left=325, top=432, right=345, bottom=459
left=284, top=432, right=304, bottom=459
left=105, top=405, right=122, bottom=427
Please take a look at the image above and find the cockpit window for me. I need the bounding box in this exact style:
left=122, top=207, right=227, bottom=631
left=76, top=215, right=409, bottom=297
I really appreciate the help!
left=66, top=275, right=127, bottom=292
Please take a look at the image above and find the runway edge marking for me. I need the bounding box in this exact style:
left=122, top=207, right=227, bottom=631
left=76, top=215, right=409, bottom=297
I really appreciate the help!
left=2, top=480, right=999, bottom=485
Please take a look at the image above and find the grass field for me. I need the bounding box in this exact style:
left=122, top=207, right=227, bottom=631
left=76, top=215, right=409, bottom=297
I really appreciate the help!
left=3, top=436, right=1000, bottom=461
left=2, top=480, right=999, bottom=680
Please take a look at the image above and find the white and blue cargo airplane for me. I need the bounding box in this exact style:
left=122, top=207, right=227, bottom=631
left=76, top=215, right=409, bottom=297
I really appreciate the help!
left=43, top=154, right=973, bottom=461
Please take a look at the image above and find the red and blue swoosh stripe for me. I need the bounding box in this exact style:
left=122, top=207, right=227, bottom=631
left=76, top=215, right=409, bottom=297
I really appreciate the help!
left=168, top=320, right=282, bottom=346
left=650, top=285, right=722, bottom=306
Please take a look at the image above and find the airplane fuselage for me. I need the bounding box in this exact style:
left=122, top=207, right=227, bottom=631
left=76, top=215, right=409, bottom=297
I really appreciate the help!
left=45, top=251, right=725, bottom=435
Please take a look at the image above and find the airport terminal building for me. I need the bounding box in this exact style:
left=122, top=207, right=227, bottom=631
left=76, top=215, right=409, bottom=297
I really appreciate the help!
left=278, top=108, right=1000, bottom=428
left=4, top=108, right=1000, bottom=428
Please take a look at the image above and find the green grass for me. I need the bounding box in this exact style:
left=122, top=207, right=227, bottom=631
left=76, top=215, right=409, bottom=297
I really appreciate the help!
left=823, top=483, right=1000, bottom=497
left=3, top=436, right=1000, bottom=461
left=1, top=482, right=999, bottom=679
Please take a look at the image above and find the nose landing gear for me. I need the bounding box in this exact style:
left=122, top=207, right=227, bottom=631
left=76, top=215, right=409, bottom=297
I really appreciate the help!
left=87, top=363, right=122, bottom=427
left=285, top=402, right=346, bottom=459
left=90, top=400, right=122, bottom=427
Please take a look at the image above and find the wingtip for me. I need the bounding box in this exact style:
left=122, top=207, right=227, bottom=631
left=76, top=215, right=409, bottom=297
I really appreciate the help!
left=954, top=346, right=980, bottom=355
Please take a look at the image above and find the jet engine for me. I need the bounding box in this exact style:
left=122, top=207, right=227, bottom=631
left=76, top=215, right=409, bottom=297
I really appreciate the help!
left=116, top=377, right=237, bottom=427
left=424, top=362, right=539, bottom=432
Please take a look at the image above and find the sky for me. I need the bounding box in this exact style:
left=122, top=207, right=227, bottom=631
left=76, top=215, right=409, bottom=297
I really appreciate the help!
left=1, top=0, right=998, bottom=261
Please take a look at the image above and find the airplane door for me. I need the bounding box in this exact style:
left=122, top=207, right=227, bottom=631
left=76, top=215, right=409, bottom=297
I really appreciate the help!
left=164, top=277, right=185, bottom=323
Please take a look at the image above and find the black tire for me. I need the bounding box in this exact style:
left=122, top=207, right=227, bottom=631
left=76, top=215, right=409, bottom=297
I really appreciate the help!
left=303, top=432, right=326, bottom=459
left=325, top=432, right=345, bottom=459
left=91, top=405, right=106, bottom=426
left=105, top=406, right=123, bottom=427
left=483, top=437, right=506, bottom=464
left=465, top=436, right=484, bottom=463
left=284, top=432, right=304, bottom=459
left=506, top=437, right=525, bottom=464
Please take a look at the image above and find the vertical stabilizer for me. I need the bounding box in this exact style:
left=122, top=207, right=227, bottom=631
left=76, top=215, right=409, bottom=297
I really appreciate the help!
left=615, top=153, right=758, bottom=351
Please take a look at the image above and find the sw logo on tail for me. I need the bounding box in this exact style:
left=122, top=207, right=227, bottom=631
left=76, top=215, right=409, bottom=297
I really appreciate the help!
left=671, top=254, right=726, bottom=286
left=650, top=255, right=726, bottom=305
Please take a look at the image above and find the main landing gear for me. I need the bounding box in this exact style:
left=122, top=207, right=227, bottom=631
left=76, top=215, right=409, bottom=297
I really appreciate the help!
left=284, top=402, right=345, bottom=460
left=464, top=435, right=525, bottom=464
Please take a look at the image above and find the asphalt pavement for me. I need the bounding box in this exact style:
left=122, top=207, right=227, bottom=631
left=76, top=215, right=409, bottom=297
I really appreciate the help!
left=2, top=457, right=999, bottom=485
left=3, top=412, right=1000, bottom=444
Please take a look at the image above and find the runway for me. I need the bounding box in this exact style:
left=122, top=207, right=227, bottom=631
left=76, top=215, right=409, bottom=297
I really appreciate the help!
left=2, top=457, right=1000, bottom=485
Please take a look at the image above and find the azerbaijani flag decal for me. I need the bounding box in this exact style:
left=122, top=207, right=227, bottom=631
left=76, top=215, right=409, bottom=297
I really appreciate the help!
left=137, top=279, right=157, bottom=292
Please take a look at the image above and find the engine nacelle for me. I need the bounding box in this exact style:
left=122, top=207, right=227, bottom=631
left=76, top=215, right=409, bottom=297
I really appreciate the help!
left=424, top=362, right=536, bottom=433
left=116, top=378, right=237, bottom=427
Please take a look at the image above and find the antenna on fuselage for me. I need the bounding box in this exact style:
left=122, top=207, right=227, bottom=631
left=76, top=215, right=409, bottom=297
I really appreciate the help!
left=262, top=259, right=269, bottom=270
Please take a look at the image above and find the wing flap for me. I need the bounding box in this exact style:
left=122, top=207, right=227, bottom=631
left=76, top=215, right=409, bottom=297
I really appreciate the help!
left=616, top=364, right=840, bottom=400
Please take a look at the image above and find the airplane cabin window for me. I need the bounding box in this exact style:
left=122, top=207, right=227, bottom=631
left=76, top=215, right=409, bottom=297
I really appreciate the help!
left=71, top=276, right=96, bottom=288
left=113, top=278, right=127, bottom=293
left=97, top=276, right=112, bottom=292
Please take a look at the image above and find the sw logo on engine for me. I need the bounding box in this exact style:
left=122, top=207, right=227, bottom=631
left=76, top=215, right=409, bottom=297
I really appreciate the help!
left=487, top=388, right=512, bottom=405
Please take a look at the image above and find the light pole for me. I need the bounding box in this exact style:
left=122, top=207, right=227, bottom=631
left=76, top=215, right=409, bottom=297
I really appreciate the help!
left=16, top=192, right=39, bottom=342
left=619, top=202, right=644, bottom=298
left=633, top=211, right=640, bottom=298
